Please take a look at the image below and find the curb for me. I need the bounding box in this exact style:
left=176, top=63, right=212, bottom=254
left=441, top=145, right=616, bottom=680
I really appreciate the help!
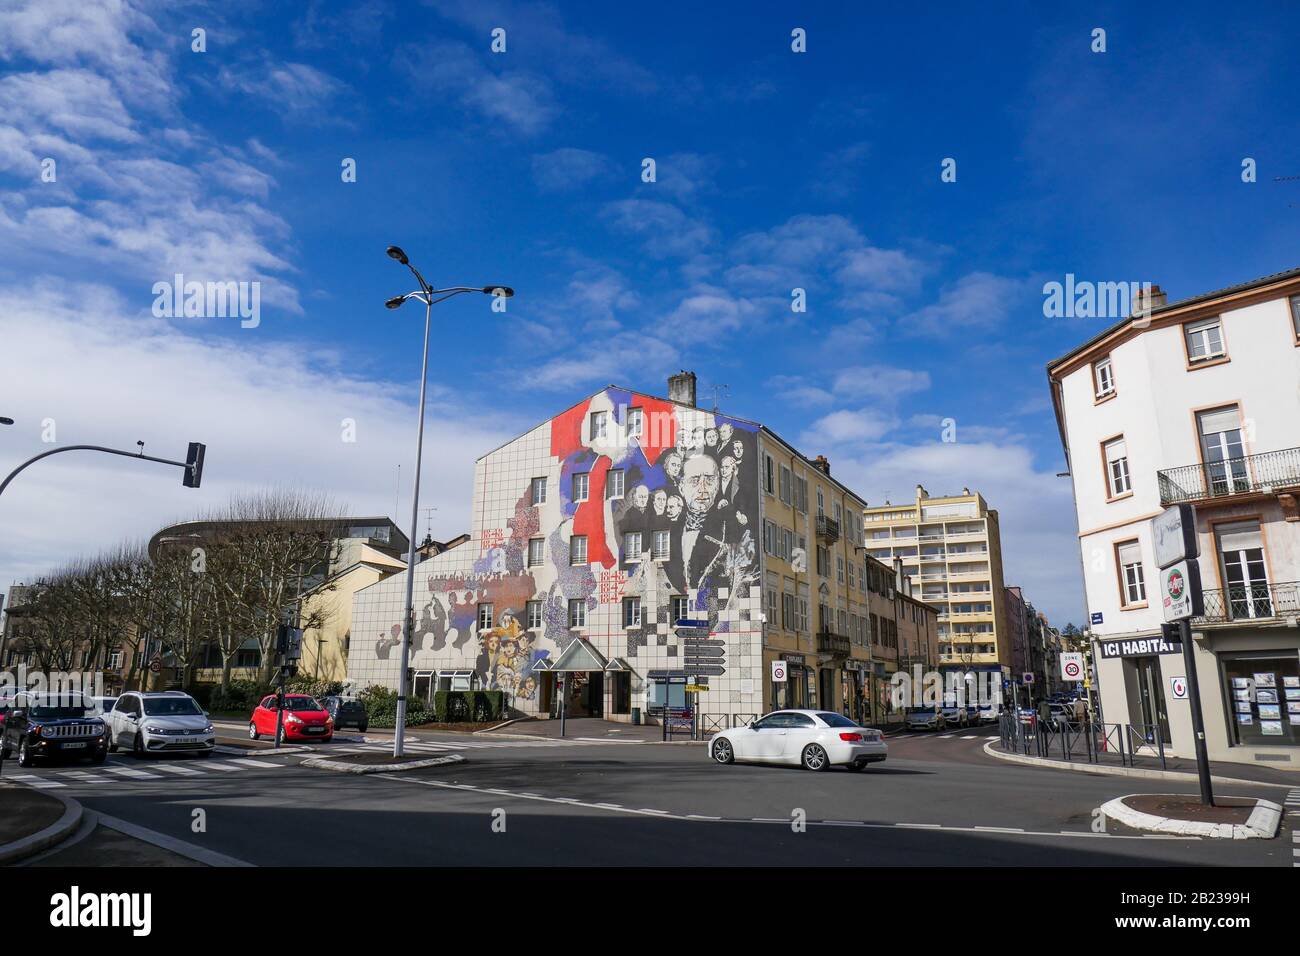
left=0, top=786, right=84, bottom=865
left=300, top=753, right=467, bottom=774
left=1101, top=794, right=1283, bottom=839
left=982, top=741, right=1295, bottom=789
left=214, top=744, right=314, bottom=756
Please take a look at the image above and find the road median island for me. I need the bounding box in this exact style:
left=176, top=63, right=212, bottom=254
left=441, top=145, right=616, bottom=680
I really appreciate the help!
left=982, top=740, right=1295, bottom=789
left=0, top=784, right=83, bottom=864
left=301, top=752, right=467, bottom=774
left=1101, top=793, right=1282, bottom=839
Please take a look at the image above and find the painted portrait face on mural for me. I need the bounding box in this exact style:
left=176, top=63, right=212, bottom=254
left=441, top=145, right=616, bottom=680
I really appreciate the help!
left=681, top=453, right=720, bottom=517
left=652, top=489, right=667, bottom=515
left=718, top=423, right=734, bottom=447
left=720, top=456, right=736, bottom=482
left=666, top=495, right=683, bottom=520
left=665, top=452, right=682, bottom=480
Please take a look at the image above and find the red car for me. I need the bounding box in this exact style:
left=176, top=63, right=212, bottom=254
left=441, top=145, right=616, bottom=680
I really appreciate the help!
left=248, top=694, right=333, bottom=742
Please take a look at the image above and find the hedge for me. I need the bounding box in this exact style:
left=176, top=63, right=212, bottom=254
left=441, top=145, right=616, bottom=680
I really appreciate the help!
left=431, top=690, right=505, bottom=723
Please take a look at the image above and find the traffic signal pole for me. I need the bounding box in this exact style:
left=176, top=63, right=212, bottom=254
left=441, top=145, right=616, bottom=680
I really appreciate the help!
left=0, top=442, right=205, bottom=499
left=1178, top=618, right=1214, bottom=806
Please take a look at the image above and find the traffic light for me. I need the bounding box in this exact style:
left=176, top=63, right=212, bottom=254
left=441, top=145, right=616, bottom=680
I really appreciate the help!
left=183, top=442, right=206, bottom=488
left=276, top=625, right=303, bottom=662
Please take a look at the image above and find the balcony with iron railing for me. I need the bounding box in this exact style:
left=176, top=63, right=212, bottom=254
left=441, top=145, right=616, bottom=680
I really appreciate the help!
left=1193, top=581, right=1300, bottom=625
left=1158, top=446, right=1300, bottom=505
left=816, top=631, right=851, bottom=657
left=816, top=514, right=840, bottom=543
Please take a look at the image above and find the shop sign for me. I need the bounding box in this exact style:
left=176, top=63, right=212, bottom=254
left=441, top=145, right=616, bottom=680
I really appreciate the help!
left=1097, top=636, right=1183, bottom=659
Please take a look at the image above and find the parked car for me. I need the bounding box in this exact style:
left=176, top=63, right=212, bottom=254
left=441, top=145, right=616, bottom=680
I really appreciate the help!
left=941, top=705, right=971, bottom=728
left=905, top=706, right=946, bottom=731
left=107, top=690, right=215, bottom=758
left=709, top=710, right=887, bottom=771
left=1, top=692, right=109, bottom=767
left=89, top=695, right=119, bottom=716
left=320, top=696, right=368, bottom=733
left=977, top=704, right=1001, bottom=723
left=248, top=694, right=333, bottom=742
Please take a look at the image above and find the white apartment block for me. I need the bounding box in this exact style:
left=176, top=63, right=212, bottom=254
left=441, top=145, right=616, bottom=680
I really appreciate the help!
left=863, top=487, right=1011, bottom=680
left=1050, top=268, right=1300, bottom=766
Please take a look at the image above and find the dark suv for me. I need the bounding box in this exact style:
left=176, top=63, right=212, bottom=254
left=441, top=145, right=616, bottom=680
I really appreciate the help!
left=320, top=696, right=368, bottom=733
left=1, top=692, right=109, bottom=767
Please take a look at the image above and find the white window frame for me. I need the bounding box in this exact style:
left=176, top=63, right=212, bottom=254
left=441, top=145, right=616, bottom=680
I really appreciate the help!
left=1184, top=317, right=1225, bottom=363
left=652, top=530, right=671, bottom=561
left=1104, top=437, right=1131, bottom=497
left=1116, top=541, right=1146, bottom=606
left=572, top=472, right=589, bottom=502
left=627, top=407, right=644, bottom=439
left=1094, top=357, right=1115, bottom=397
left=477, top=602, right=495, bottom=631
left=671, top=595, right=690, bottom=623
left=624, top=597, right=642, bottom=628
left=590, top=410, right=609, bottom=441
left=568, top=599, right=586, bottom=629
left=527, top=537, right=544, bottom=567
left=624, top=531, right=643, bottom=560
left=570, top=535, right=588, bottom=566
left=606, top=469, right=624, bottom=500
left=530, top=477, right=547, bottom=506
left=526, top=600, right=543, bottom=630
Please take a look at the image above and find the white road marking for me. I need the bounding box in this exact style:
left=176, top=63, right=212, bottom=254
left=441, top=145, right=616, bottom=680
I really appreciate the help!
left=101, top=767, right=160, bottom=779
left=6, top=774, right=64, bottom=788
left=225, top=758, right=285, bottom=769
left=200, top=761, right=245, bottom=772
left=151, top=764, right=204, bottom=775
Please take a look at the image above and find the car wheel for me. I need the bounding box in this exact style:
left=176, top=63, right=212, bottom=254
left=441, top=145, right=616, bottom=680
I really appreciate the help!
left=198, top=750, right=213, bottom=758
left=1, top=745, right=11, bottom=759
left=91, top=750, right=107, bottom=765
left=17, top=741, right=35, bottom=767
left=248, top=722, right=259, bottom=740
left=132, top=732, right=145, bottom=759
left=711, top=738, right=734, bottom=764
left=358, top=723, right=368, bottom=734
left=801, top=743, right=830, bottom=771
left=108, top=732, right=118, bottom=753
left=845, top=760, right=868, bottom=772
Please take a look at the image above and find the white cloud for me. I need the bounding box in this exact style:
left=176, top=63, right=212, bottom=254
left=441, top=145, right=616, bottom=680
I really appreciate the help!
left=0, top=281, right=519, bottom=589
left=394, top=40, right=556, bottom=136
left=900, top=271, right=1024, bottom=337
left=532, top=147, right=613, bottom=191
left=217, top=61, right=348, bottom=117
left=601, top=199, right=715, bottom=258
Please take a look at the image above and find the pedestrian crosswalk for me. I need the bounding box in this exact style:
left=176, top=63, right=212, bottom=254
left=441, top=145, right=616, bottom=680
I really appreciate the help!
left=1286, top=788, right=1300, bottom=867
left=886, top=731, right=999, bottom=741
left=1, top=754, right=287, bottom=790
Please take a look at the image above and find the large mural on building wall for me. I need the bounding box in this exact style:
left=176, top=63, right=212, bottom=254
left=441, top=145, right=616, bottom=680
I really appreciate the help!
left=351, top=387, right=762, bottom=708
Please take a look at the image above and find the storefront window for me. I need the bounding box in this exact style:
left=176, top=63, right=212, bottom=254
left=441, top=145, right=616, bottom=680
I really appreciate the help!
left=1221, top=652, right=1300, bottom=747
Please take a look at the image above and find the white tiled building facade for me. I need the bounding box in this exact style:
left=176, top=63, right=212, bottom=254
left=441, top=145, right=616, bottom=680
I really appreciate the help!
left=1050, top=270, right=1300, bottom=766
left=347, top=383, right=767, bottom=722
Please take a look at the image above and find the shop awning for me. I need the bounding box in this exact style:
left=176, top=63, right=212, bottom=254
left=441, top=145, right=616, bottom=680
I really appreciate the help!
left=604, top=657, right=636, bottom=674
left=550, top=637, right=609, bottom=673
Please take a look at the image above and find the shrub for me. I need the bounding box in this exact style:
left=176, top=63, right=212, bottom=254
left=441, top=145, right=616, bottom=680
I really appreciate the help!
left=285, top=675, right=343, bottom=699
left=359, top=684, right=432, bottom=728
left=208, top=679, right=271, bottom=714
left=431, top=690, right=504, bottom=723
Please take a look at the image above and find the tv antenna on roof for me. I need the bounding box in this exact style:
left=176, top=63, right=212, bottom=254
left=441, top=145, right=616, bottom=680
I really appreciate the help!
left=422, top=506, right=437, bottom=543
left=706, top=383, right=729, bottom=415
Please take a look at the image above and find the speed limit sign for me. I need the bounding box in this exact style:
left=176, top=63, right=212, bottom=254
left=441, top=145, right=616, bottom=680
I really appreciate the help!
left=771, top=660, right=787, bottom=683
left=1060, top=653, right=1084, bottom=682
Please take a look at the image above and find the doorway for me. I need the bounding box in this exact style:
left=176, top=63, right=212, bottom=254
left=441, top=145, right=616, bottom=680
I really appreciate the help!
left=566, top=671, right=604, bottom=717
left=1130, top=656, right=1170, bottom=743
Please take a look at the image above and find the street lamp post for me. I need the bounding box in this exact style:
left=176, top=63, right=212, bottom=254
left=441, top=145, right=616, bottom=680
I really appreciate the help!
left=385, top=245, right=512, bottom=758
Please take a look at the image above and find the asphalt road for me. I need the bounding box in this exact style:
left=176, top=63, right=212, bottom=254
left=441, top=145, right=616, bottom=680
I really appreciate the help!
left=6, top=728, right=1295, bottom=867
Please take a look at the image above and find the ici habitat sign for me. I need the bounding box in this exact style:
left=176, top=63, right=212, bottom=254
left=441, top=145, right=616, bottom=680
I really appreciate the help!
left=1097, top=636, right=1183, bottom=660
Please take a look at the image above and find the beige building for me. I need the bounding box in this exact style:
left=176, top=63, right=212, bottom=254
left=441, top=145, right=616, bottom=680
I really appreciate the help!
left=863, top=487, right=1011, bottom=681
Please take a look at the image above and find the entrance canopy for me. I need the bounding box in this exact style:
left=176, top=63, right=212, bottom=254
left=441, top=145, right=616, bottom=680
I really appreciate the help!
left=550, top=637, right=608, bottom=673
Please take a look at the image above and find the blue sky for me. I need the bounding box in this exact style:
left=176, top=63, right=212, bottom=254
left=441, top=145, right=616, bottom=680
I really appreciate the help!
left=2, top=0, right=1299, bottom=625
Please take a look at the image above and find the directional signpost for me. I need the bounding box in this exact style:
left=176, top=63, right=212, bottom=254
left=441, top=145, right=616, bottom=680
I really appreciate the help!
left=1153, top=503, right=1213, bottom=806
left=675, top=618, right=722, bottom=739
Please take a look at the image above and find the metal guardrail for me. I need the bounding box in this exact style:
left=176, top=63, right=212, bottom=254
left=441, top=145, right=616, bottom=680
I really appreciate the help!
left=699, top=713, right=729, bottom=735
left=815, top=514, right=840, bottom=542
left=732, top=713, right=758, bottom=728
left=998, top=714, right=1170, bottom=769
left=1194, top=581, right=1300, bottom=623
left=1157, top=445, right=1300, bottom=504
left=816, top=631, right=851, bottom=657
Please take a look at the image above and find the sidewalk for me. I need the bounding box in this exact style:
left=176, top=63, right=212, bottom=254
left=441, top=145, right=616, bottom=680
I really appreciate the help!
left=985, top=740, right=1300, bottom=788
left=0, top=784, right=78, bottom=863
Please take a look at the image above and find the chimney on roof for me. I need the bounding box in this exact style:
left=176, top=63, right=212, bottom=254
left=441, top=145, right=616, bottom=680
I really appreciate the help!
left=962, top=487, right=970, bottom=496
left=916, top=484, right=928, bottom=500
left=1132, top=284, right=1167, bottom=317
left=668, top=370, right=697, bottom=408
left=813, top=455, right=831, bottom=475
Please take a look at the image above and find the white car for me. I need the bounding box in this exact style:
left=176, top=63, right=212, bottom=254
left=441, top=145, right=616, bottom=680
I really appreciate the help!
left=940, top=705, right=970, bottom=728
left=905, top=707, right=946, bottom=731
left=107, top=690, right=216, bottom=758
left=709, top=709, right=887, bottom=771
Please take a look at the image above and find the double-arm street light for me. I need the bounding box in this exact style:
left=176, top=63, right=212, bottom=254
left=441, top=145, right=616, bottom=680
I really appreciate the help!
left=385, top=245, right=512, bottom=757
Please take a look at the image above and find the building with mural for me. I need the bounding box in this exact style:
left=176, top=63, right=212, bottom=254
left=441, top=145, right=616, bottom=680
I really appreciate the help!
left=346, top=372, right=928, bottom=727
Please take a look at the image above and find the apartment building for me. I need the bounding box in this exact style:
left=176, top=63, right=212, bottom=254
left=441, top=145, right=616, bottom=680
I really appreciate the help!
left=1049, top=267, right=1300, bottom=766
left=863, top=487, right=1012, bottom=681
left=346, top=372, right=921, bottom=727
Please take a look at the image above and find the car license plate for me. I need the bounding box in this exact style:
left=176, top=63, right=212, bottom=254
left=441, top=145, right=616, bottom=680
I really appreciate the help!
left=62, top=742, right=87, bottom=749
left=305, top=726, right=324, bottom=733
left=176, top=737, right=197, bottom=744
